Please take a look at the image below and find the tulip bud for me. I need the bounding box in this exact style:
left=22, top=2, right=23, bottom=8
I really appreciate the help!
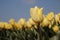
left=0, top=22, right=5, bottom=29
left=26, top=21, right=32, bottom=28
left=52, top=25, right=59, bottom=33
left=55, top=13, right=60, bottom=24
left=28, top=18, right=37, bottom=25
left=30, top=6, right=43, bottom=22
left=40, top=18, right=49, bottom=27
left=18, top=18, right=26, bottom=26
left=9, top=18, right=15, bottom=25
left=4, top=22, right=12, bottom=30
left=46, top=12, right=54, bottom=21
left=15, top=23, right=22, bottom=30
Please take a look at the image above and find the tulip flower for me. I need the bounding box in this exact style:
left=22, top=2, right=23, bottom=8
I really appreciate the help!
left=4, top=22, right=12, bottom=30
left=0, top=22, right=5, bottom=29
left=15, top=23, right=22, bottom=30
left=17, top=18, right=26, bottom=26
left=55, top=13, right=60, bottom=25
left=9, top=18, right=15, bottom=26
left=26, top=21, right=32, bottom=28
left=52, top=25, right=59, bottom=33
left=28, top=18, right=37, bottom=25
left=40, top=18, right=49, bottom=27
left=41, top=12, right=55, bottom=28
left=28, top=18, right=38, bottom=29
left=46, top=12, right=54, bottom=21
left=30, top=6, right=43, bottom=22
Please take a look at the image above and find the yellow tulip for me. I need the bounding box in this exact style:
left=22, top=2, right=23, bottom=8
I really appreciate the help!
left=15, top=23, right=22, bottom=30
left=55, top=13, right=60, bottom=24
left=28, top=18, right=37, bottom=25
left=0, top=22, right=5, bottom=28
left=40, top=18, right=49, bottom=27
left=52, top=25, right=59, bottom=33
left=17, top=18, right=26, bottom=26
left=9, top=18, right=15, bottom=25
left=30, top=6, right=43, bottom=22
left=26, top=21, right=32, bottom=28
left=46, top=12, right=54, bottom=21
left=4, top=22, right=12, bottom=30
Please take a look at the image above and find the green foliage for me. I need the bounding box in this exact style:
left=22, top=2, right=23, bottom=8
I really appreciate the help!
left=0, top=26, right=57, bottom=40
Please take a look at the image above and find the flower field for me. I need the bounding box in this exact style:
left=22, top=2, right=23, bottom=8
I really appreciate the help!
left=0, top=6, right=60, bottom=40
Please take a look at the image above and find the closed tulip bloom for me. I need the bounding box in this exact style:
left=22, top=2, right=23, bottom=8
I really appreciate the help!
left=15, top=23, right=22, bottom=30
left=9, top=18, right=15, bottom=25
left=40, top=18, right=49, bottom=27
left=0, top=22, right=5, bottom=28
left=28, top=18, right=37, bottom=25
left=4, top=22, right=12, bottom=30
left=30, top=6, right=43, bottom=22
left=26, top=21, right=32, bottom=28
left=55, top=13, right=60, bottom=24
left=46, top=12, right=54, bottom=21
left=52, top=25, right=59, bottom=33
left=17, top=18, right=26, bottom=26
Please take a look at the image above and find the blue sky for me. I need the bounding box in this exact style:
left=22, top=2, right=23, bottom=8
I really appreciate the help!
left=0, top=0, right=60, bottom=22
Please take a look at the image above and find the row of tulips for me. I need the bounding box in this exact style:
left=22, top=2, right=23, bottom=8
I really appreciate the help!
left=0, top=6, right=60, bottom=40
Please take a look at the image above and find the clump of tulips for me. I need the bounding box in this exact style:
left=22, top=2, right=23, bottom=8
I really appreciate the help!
left=0, top=6, right=60, bottom=40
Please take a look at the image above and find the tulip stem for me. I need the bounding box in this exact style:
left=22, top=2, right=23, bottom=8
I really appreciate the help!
left=37, top=23, right=43, bottom=40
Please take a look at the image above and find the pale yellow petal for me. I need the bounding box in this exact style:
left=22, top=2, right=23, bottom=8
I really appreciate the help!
left=46, top=12, right=54, bottom=21
left=0, top=22, right=5, bottom=28
left=40, top=18, right=49, bottom=27
left=9, top=18, right=15, bottom=25
left=52, top=25, right=59, bottom=33
left=28, top=18, right=36, bottom=25
left=26, top=21, right=32, bottom=28
left=55, top=13, right=60, bottom=24
left=30, top=6, right=43, bottom=22
left=4, top=23, right=12, bottom=29
left=18, top=18, right=26, bottom=26
left=15, top=23, right=22, bottom=30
